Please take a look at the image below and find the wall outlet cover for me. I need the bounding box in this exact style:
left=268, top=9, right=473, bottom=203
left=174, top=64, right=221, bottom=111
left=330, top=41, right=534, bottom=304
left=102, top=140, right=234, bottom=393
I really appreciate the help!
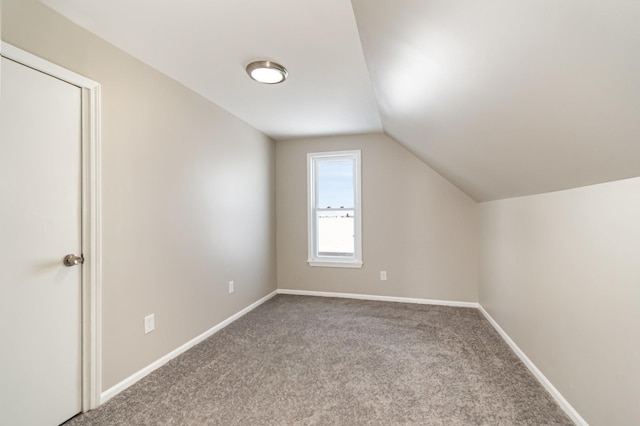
left=144, top=314, right=155, bottom=334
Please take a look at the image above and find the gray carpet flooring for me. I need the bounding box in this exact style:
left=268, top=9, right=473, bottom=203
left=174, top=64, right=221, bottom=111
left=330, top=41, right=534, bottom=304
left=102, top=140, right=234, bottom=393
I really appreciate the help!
left=66, top=295, right=573, bottom=425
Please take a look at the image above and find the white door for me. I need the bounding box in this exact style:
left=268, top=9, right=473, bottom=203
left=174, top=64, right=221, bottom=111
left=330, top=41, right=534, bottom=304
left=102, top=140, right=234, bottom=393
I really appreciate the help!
left=0, top=56, right=83, bottom=425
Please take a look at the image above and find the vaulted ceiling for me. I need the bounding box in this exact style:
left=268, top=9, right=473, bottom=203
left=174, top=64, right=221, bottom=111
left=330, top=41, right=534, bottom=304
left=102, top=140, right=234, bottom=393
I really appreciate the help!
left=40, top=0, right=640, bottom=201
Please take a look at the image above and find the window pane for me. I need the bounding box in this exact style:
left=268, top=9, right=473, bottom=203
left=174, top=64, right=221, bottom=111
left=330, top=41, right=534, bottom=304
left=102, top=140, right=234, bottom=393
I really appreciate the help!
left=307, top=150, right=361, bottom=267
left=317, top=210, right=355, bottom=256
left=317, top=159, right=354, bottom=208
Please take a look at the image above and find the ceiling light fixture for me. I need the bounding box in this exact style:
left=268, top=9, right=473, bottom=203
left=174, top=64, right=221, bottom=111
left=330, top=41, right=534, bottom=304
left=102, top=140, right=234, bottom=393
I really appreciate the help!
left=246, top=60, right=288, bottom=84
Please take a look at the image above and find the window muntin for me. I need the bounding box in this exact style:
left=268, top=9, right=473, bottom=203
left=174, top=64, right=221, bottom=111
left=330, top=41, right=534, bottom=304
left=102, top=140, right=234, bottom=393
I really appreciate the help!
left=307, top=150, right=362, bottom=268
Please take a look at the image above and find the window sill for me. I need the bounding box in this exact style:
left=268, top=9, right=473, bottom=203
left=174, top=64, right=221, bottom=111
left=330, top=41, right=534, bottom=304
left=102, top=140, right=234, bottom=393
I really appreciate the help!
left=308, top=260, right=363, bottom=269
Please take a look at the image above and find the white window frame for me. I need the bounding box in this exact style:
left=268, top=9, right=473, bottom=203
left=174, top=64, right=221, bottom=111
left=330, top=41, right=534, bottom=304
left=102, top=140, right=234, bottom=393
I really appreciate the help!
left=307, top=150, right=362, bottom=268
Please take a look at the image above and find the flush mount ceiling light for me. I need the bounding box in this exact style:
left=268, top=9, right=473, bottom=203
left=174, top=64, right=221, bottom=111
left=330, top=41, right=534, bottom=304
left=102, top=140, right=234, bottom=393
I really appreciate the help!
left=246, top=60, right=288, bottom=84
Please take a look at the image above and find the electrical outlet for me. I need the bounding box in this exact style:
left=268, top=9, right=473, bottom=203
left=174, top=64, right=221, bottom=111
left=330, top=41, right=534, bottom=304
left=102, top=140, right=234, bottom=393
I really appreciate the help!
left=228, top=281, right=234, bottom=294
left=144, top=314, right=155, bottom=334
left=380, top=271, right=387, bottom=281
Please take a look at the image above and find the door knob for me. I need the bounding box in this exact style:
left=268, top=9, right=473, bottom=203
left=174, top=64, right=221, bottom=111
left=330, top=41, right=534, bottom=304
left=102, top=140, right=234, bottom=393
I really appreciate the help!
left=63, top=254, right=84, bottom=267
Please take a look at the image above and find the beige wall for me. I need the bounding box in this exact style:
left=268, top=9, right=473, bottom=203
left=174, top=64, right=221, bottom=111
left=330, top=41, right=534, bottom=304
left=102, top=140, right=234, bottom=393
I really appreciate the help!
left=2, top=0, right=276, bottom=391
left=276, top=133, right=478, bottom=302
left=479, top=177, right=640, bottom=425
left=7, top=2, right=636, bottom=423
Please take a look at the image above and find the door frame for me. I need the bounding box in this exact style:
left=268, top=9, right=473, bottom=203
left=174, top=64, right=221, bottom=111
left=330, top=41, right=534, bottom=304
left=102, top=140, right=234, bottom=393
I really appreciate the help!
left=0, top=42, right=102, bottom=411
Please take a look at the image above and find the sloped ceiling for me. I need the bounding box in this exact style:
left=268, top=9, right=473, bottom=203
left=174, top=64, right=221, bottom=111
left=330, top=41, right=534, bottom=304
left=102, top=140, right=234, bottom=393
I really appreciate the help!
left=39, top=0, right=640, bottom=201
left=352, top=0, right=640, bottom=201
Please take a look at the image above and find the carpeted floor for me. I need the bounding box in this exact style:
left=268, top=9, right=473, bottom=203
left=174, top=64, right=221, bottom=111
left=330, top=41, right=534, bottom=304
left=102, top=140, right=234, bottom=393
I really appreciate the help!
left=66, top=295, right=573, bottom=425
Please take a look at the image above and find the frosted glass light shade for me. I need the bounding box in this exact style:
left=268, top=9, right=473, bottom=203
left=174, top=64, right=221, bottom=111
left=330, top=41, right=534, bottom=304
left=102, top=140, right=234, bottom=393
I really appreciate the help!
left=246, top=61, right=288, bottom=84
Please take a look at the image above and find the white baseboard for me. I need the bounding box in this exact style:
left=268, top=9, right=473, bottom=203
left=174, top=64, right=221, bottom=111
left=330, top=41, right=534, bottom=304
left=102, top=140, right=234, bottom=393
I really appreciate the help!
left=98, top=288, right=586, bottom=425
left=277, top=289, right=479, bottom=308
left=278, top=289, right=585, bottom=425
left=100, top=290, right=278, bottom=404
left=478, top=305, right=588, bottom=426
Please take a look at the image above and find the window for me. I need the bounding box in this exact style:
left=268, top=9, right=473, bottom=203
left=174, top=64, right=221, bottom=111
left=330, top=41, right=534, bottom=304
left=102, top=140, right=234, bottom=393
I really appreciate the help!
left=307, top=150, right=362, bottom=268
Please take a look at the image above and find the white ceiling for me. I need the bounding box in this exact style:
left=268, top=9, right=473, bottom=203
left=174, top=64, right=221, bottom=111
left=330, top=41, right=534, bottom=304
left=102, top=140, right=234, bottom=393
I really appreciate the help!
left=352, top=0, right=640, bottom=201
left=40, top=0, right=640, bottom=201
left=40, top=0, right=382, bottom=140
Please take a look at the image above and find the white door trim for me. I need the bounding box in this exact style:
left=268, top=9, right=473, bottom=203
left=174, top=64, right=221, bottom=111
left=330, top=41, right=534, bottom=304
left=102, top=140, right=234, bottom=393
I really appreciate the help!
left=1, top=41, right=102, bottom=411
